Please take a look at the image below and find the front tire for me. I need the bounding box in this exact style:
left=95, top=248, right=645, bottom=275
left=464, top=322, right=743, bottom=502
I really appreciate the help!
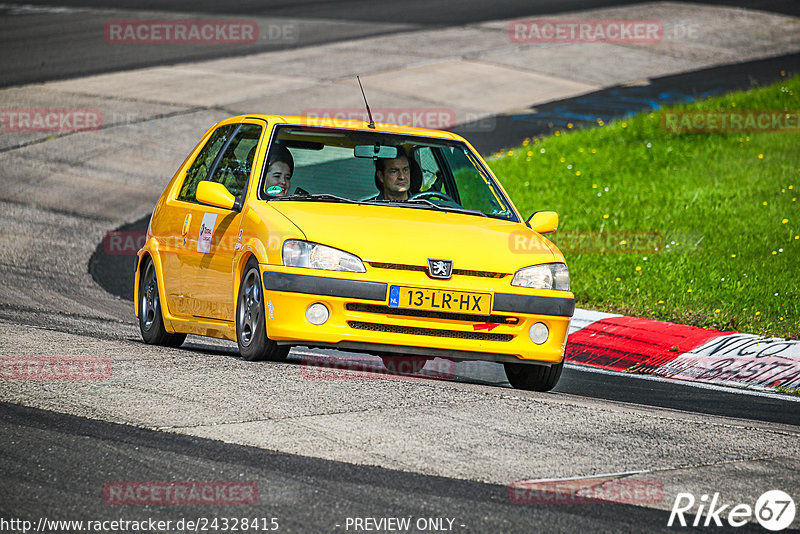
left=138, top=258, right=186, bottom=347
left=504, top=361, right=563, bottom=392
left=236, top=258, right=289, bottom=362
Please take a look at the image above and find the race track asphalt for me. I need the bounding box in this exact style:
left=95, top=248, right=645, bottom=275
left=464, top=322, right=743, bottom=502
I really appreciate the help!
left=3, top=0, right=800, bottom=87
left=0, top=402, right=775, bottom=534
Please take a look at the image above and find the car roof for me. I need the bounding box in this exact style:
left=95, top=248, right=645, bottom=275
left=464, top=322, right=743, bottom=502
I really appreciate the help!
left=234, top=114, right=467, bottom=142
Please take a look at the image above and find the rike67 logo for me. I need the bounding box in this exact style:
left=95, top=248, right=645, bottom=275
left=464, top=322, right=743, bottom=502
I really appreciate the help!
left=669, top=490, right=796, bottom=531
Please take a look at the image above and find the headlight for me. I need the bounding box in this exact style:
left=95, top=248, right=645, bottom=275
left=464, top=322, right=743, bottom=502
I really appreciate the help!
left=282, top=240, right=366, bottom=273
left=511, top=263, right=569, bottom=290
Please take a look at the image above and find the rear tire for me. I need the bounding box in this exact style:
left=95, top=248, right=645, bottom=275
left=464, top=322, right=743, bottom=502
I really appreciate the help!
left=236, top=258, right=289, bottom=362
left=138, top=258, right=186, bottom=348
left=504, top=361, right=563, bottom=392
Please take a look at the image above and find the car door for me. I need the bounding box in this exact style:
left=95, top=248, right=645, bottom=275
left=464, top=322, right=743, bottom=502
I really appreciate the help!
left=180, top=120, right=266, bottom=322
left=158, top=122, right=239, bottom=318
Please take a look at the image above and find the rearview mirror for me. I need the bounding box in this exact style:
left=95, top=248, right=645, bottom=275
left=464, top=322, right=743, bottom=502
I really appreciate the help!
left=196, top=181, right=236, bottom=211
left=527, top=211, right=558, bottom=234
left=354, top=144, right=398, bottom=159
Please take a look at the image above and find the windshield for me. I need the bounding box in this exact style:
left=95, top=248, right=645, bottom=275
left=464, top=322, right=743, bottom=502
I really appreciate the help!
left=257, top=125, right=517, bottom=222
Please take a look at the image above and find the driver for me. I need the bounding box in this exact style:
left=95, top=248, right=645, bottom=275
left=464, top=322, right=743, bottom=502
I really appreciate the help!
left=372, top=146, right=411, bottom=202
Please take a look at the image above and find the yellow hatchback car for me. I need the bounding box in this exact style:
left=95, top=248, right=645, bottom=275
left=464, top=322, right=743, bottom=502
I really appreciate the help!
left=135, top=115, right=574, bottom=391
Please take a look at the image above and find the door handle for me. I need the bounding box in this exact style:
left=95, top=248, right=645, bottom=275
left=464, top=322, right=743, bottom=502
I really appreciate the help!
left=182, top=213, right=192, bottom=236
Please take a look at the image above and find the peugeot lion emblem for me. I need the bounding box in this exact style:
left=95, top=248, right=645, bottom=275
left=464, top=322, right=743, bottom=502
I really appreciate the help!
left=427, top=258, right=453, bottom=279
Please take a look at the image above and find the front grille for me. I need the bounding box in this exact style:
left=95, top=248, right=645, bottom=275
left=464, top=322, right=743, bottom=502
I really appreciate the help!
left=368, top=262, right=426, bottom=273
left=346, top=303, right=519, bottom=325
left=368, top=262, right=507, bottom=279
left=348, top=321, right=513, bottom=341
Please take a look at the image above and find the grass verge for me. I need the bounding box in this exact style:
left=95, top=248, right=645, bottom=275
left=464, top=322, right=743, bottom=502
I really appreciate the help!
left=489, top=75, right=800, bottom=339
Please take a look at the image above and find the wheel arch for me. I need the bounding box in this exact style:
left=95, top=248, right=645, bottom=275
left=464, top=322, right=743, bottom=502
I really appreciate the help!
left=231, top=239, right=270, bottom=314
left=134, top=242, right=175, bottom=333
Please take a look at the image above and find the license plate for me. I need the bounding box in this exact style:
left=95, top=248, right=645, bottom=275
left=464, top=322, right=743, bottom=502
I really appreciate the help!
left=388, top=286, right=491, bottom=314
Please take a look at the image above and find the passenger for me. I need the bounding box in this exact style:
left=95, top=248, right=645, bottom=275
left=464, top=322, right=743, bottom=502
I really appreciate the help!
left=264, top=145, right=294, bottom=197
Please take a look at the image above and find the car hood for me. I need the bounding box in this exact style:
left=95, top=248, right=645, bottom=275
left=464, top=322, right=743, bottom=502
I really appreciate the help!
left=268, top=201, right=558, bottom=273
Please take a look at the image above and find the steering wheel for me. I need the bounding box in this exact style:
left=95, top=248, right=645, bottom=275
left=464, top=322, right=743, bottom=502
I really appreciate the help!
left=408, top=190, right=456, bottom=204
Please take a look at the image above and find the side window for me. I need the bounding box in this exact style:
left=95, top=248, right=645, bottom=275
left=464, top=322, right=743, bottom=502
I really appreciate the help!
left=441, top=147, right=505, bottom=214
left=209, top=123, right=263, bottom=198
left=177, top=124, right=237, bottom=202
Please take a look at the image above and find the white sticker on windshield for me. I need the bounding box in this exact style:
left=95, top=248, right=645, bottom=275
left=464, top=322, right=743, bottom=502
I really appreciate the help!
left=197, top=212, right=218, bottom=253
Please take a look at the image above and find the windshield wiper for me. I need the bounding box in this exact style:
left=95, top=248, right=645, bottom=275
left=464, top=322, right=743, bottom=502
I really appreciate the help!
left=404, top=198, right=439, bottom=209
left=361, top=198, right=440, bottom=212
left=273, top=194, right=487, bottom=217
left=273, top=193, right=357, bottom=204
left=405, top=199, right=487, bottom=217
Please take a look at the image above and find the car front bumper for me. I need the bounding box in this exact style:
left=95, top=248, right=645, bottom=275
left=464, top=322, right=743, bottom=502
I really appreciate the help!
left=261, top=266, right=574, bottom=366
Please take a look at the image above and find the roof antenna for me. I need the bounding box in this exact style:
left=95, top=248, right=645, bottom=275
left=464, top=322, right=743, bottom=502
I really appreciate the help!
left=357, top=76, right=375, bottom=129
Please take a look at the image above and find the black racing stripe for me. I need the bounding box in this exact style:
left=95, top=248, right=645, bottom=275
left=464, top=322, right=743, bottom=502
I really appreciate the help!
left=263, top=272, right=387, bottom=301
left=493, top=293, right=575, bottom=317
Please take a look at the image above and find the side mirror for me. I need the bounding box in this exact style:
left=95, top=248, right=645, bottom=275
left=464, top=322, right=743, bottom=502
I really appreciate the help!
left=196, top=181, right=236, bottom=211
left=527, top=210, right=558, bottom=234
